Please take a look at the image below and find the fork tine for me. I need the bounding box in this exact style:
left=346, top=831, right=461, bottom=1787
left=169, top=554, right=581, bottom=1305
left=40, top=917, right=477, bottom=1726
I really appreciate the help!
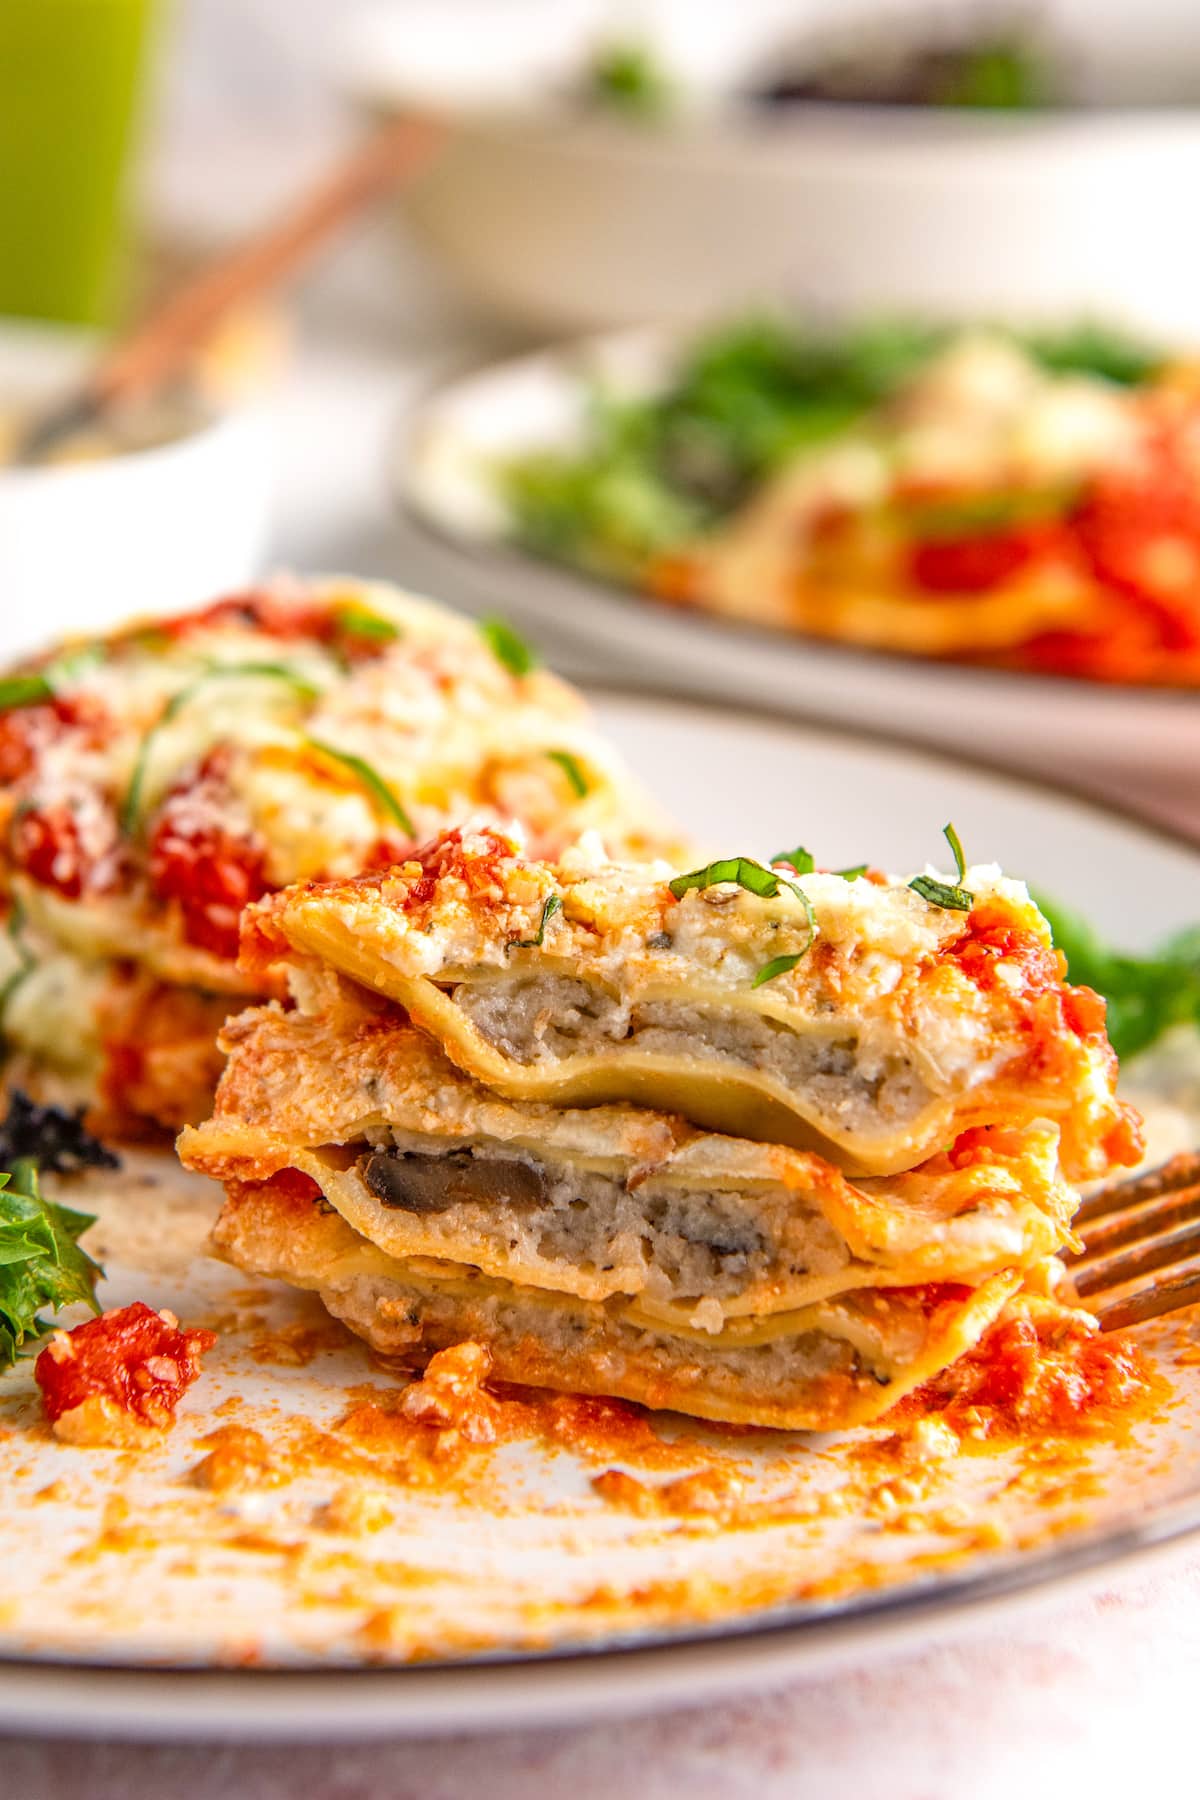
left=1090, top=1259, right=1200, bottom=1332
left=1072, top=1217, right=1200, bottom=1294
left=1071, top=1153, right=1200, bottom=1332
left=1074, top=1151, right=1200, bottom=1225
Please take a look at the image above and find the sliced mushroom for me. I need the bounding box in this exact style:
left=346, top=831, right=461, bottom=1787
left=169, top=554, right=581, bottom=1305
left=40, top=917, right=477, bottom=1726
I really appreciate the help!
left=361, top=1148, right=548, bottom=1215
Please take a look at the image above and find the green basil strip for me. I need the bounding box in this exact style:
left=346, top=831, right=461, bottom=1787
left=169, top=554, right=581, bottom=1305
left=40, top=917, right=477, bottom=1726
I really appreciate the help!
left=771, top=845, right=814, bottom=875
left=509, top=893, right=562, bottom=951
left=909, top=875, right=975, bottom=911
left=752, top=952, right=803, bottom=989
left=120, top=663, right=321, bottom=834
left=670, top=857, right=817, bottom=967
left=545, top=750, right=590, bottom=798
left=306, top=739, right=416, bottom=839
left=336, top=603, right=400, bottom=643
left=0, top=675, right=52, bottom=712
left=835, top=864, right=868, bottom=881
left=479, top=616, right=539, bottom=677
left=670, top=857, right=780, bottom=900
left=0, top=643, right=107, bottom=714
left=942, top=822, right=967, bottom=886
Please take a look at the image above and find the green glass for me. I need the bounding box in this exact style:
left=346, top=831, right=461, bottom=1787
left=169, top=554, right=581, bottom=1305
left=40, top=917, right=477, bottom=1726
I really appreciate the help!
left=0, top=0, right=159, bottom=325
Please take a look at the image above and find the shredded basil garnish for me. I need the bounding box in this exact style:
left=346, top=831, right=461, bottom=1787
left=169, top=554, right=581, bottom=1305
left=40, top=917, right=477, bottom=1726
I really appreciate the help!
left=908, top=823, right=974, bottom=911
left=943, top=822, right=967, bottom=885
left=836, top=864, right=868, bottom=881
left=509, top=893, right=562, bottom=951
left=0, top=644, right=107, bottom=714
left=336, top=602, right=400, bottom=643
left=671, top=857, right=779, bottom=900
left=909, top=876, right=974, bottom=910
left=120, top=663, right=321, bottom=834
left=546, top=750, right=590, bottom=798
left=306, top=740, right=415, bottom=839
left=753, top=952, right=802, bottom=989
left=771, top=846, right=814, bottom=875
left=670, top=857, right=817, bottom=968
left=479, top=616, right=539, bottom=677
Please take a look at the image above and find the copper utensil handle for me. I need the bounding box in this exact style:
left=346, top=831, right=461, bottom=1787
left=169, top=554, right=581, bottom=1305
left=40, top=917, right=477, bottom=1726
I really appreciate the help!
left=92, top=111, right=439, bottom=410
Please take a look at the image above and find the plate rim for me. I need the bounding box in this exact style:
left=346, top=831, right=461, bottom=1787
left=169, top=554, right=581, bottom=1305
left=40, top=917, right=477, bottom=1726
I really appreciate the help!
left=394, top=329, right=1200, bottom=709
left=3, top=689, right=1198, bottom=1737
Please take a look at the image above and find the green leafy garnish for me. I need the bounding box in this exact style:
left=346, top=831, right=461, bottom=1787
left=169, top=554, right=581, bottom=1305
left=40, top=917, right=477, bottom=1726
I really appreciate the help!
left=509, top=893, right=562, bottom=951
left=910, top=875, right=975, bottom=911
left=771, top=846, right=815, bottom=875
left=335, top=602, right=400, bottom=643
left=305, top=740, right=415, bottom=839
left=546, top=750, right=590, bottom=799
left=753, top=953, right=803, bottom=989
left=943, top=822, right=967, bottom=885
left=121, top=663, right=321, bottom=834
left=669, top=857, right=816, bottom=969
left=0, top=1160, right=102, bottom=1374
left=0, top=644, right=107, bottom=714
left=479, top=616, right=539, bottom=678
left=1035, top=894, right=1200, bottom=1062
left=909, top=824, right=974, bottom=911
left=671, top=857, right=780, bottom=901
left=835, top=865, right=868, bottom=881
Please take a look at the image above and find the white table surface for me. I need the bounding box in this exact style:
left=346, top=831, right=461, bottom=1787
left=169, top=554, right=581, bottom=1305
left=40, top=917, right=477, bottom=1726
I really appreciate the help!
left=8, top=158, right=1200, bottom=1796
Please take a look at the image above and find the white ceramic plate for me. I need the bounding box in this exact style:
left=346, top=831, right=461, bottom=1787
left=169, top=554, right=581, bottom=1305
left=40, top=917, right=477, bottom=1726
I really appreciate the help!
left=2, top=693, right=1199, bottom=1742
left=397, top=333, right=1200, bottom=840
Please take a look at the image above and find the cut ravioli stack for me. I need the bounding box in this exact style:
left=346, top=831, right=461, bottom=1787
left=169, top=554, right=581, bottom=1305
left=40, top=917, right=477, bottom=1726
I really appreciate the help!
left=0, top=581, right=677, bottom=1136
left=180, top=826, right=1142, bottom=1429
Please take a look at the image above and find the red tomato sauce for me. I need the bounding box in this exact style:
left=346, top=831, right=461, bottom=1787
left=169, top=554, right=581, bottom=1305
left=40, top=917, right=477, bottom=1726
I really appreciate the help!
left=35, top=1301, right=216, bottom=1431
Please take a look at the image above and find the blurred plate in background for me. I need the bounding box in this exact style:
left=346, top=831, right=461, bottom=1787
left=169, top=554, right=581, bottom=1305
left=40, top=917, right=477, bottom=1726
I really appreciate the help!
left=398, top=330, right=1200, bottom=839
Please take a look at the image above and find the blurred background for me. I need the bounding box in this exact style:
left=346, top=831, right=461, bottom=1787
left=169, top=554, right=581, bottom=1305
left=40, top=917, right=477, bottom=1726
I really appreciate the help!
left=2, top=0, right=1199, bottom=824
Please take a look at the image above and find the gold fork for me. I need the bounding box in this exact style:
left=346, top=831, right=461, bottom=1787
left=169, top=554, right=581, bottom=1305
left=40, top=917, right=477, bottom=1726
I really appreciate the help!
left=1066, top=1152, right=1200, bottom=1331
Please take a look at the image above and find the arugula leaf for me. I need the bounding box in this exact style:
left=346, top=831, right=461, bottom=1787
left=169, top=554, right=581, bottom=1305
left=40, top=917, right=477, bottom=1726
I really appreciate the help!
left=121, top=663, right=321, bottom=833
left=0, top=1161, right=102, bottom=1374
left=509, top=893, right=562, bottom=951
left=546, top=750, right=590, bottom=799
left=478, top=616, right=540, bottom=678
left=1035, top=893, right=1200, bottom=1062
left=305, top=740, right=416, bottom=840
left=753, top=953, right=803, bottom=989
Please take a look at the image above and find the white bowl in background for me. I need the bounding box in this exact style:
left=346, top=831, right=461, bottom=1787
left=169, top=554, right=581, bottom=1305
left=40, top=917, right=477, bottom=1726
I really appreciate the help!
left=348, top=65, right=1200, bottom=342
left=0, top=322, right=272, bottom=660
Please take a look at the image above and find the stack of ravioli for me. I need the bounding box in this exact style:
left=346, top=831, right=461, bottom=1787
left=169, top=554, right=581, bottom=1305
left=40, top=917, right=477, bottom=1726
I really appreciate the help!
left=181, top=824, right=1140, bottom=1430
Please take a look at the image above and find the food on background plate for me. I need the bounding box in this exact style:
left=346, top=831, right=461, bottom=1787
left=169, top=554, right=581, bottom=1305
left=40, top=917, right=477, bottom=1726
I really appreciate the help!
left=0, top=579, right=679, bottom=1137
left=180, top=823, right=1142, bottom=1431
left=498, top=317, right=1200, bottom=684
